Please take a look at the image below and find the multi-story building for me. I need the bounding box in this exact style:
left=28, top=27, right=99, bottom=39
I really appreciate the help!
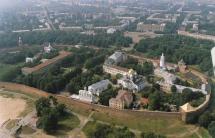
left=105, top=51, right=127, bottom=65
left=137, top=22, right=166, bottom=32
left=103, top=64, right=129, bottom=76
left=117, top=69, right=145, bottom=92
left=109, top=90, right=133, bottom=109
left=79, top=89, right=96, bottom=103
left=77, top=79, right=111, bottom=103
left=88, top=79, right=111, bottom=96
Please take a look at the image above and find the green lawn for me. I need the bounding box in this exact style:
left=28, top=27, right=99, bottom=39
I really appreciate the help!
left=92, top=112, right=205, bottom=138
left=197, top=127, right=211, bottom=138
left=83, top=121, right=97, bottom=137
left=58, top=113, right=80, bottom=131
left=20, top=126, right=36, bottom=135
left=51, top=113, right=80, bottom=136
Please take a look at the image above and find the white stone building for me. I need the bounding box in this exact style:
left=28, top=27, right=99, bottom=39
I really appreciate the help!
left=79, top=89, right=96, bottom=103
left=76, top=79, right=111, bottom=103
left=25, top=57, right=34, bottom=63
left=107, top=28, right=116, bottom=34
left=192, top=24, right=199, bottom=31
left=44, top=43, right=54, bottom=53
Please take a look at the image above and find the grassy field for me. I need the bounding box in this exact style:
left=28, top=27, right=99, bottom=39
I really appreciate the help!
left=92, top=112, right=204, bottom=138
left=57, top=113, right=80, bottom=134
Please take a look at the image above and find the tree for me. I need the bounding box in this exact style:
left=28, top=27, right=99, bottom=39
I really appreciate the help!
left=198, top=112, right=212, bottom=128
left=40, top=111, right=58, bottom=133
left=134, top=35, right=214, bottom=72
left=181, top=88, right=193, bottom=104
left=148, top=91, right=161, bottom=110
left=99, top=87, right=117, bottom=106
left=208, top=121, right=215, bottom=138
left=153, top=83, right=160, bottom=91
left=35, top=97, right=51, bottom=116
left=171, top=85, right=177, bottom=93
left=35, top=97, right=67, bottom=133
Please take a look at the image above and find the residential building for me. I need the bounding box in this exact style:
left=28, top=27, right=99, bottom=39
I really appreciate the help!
left=117, top=69, right=145, bottom=92
left=109, top=90, right=133, bottom=109
left=137, top=22, right=166, bottom=32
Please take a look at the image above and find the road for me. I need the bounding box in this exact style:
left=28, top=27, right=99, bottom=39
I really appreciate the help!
left=44, top=7, right=56, bottom=31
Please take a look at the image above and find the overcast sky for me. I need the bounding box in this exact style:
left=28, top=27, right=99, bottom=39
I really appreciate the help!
left=0, top=0, right=23, bottom=9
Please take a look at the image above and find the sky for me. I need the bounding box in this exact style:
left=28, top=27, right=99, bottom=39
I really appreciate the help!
left=0, top=0, right=23, bottom=9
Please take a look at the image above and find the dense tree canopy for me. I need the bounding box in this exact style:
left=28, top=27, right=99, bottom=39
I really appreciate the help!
left=135, top=35, right=214, bottom=72
left=35, top=96, right=66, bottom=133
left=0, top=31, right=132, bottom=48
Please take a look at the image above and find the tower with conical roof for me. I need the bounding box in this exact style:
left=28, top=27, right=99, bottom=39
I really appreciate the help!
left=160, top=53, right=166, bottom=70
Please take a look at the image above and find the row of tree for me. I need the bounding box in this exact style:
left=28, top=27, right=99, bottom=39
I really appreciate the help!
left=141, top=84, right=205, bottom=111
left=119, top=58, right=154, bottom=76
left=0, top=31, right=132, bottom=48
left=17, top=48, right=111, bottom=94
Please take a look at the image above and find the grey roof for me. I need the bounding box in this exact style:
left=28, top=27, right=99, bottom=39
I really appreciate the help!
left=89, top=79, right=110, bottom=89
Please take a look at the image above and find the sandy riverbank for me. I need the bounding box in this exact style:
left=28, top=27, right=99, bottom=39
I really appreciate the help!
left=0, top=96, right=26, bottom=126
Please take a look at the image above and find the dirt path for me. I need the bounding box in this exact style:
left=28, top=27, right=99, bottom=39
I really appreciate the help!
left=68, top=111, right=94, bottom=138
left=166, top=126, right=201, bottom=138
